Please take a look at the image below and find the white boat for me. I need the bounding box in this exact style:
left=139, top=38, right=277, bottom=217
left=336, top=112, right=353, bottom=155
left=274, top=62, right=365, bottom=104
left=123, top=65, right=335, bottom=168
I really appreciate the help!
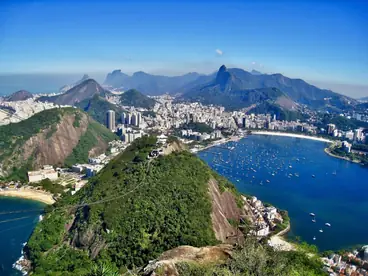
left=266, top=180, right=270, bottom=183
left=313, top=236, right=316, bottom=240
left=312, top=219, right=316, bottom=223
left=289, top=165, right=292, bottom=168
left=319, top=229, right=323, bottom=233
left=309, top=213, right=315, bottom=216
left=312, top=175, right=316, bottom=178
left=325, top=223, right=331, bottom=227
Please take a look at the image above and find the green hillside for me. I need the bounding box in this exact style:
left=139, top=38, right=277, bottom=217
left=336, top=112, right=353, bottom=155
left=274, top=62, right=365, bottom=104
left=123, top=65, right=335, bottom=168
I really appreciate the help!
left=120, top=89, right=156, bottom=109
left=25, top=136, right=325, bottom=275
left=0, top=108, right=116, bottom=181
left=26, top=136, right=218, bottom=274
left=76, top=94, right=125, bottom=125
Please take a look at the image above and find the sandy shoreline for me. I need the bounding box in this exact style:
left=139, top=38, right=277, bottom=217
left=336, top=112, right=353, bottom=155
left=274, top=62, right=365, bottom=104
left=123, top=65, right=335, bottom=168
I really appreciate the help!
left=0, top=188, right=55, bottom=204
left=251, top=131, right=333, bottom=143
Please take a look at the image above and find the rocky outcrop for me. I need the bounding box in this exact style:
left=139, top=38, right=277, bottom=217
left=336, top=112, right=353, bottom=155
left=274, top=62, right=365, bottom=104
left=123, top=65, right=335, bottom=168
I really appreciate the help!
left=208, top=178, right=245, bottom=244
left=23, top=113, right=89, bottom=168
left=142, top=244, right=233, bottom=276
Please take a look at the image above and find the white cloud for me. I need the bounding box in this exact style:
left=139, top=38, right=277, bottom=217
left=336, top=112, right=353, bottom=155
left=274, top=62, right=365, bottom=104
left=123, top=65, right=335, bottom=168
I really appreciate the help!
left=251, top=61, right=256, bottom=65
left=215, top=49, right=223, bottom=56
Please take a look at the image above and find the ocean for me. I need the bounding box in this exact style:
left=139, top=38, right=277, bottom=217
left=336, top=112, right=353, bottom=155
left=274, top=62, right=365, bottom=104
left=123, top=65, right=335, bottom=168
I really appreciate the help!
left=0, top=197, right=45, bottom=276
left=198, top=134, right=368, bottom=251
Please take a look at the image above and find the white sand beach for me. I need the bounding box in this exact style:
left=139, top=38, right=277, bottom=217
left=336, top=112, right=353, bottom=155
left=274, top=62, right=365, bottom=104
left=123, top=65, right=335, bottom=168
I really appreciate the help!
left=0, top=188, right=55, bottom=204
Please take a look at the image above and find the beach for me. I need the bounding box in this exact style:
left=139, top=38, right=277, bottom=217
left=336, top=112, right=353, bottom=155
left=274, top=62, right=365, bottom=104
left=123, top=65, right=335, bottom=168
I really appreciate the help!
left=251, top=131, right=333, bottom=143
left=0, top=188, right=55, bottom=204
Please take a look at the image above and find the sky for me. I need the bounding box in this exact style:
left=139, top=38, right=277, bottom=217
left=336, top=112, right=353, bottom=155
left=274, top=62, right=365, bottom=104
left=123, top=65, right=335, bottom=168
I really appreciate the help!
left=0, top=0, right=367, bottom=97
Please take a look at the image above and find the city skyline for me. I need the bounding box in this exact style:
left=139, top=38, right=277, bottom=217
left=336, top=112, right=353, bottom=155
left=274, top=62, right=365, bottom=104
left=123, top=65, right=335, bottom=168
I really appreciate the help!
left=0, top=0, right=367, bottom=97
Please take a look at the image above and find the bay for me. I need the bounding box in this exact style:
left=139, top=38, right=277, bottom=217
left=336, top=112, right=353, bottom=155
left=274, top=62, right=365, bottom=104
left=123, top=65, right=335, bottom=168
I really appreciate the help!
left=0, top=197, right=45, bottom=276
left=198, top=134, right=368, bottom=251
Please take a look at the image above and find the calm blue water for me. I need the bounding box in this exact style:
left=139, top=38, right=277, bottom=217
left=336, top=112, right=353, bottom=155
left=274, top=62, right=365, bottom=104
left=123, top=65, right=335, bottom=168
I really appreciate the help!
left=0, top=197, right=45, bottom=276
left=198, top=135, right=368, bottom=251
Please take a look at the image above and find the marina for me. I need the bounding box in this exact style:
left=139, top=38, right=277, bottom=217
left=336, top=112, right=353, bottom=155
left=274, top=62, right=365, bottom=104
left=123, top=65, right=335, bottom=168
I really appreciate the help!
left=199, top=134, right=368, bottom=251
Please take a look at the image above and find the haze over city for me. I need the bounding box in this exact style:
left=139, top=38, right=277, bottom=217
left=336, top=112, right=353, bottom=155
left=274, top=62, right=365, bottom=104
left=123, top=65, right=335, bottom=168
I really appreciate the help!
left=0, top=0, right=367, bottom=97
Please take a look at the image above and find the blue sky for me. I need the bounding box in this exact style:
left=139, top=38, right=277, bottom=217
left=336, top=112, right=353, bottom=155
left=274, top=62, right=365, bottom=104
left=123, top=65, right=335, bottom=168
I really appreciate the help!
left=0, top=0, right=367, bottom=96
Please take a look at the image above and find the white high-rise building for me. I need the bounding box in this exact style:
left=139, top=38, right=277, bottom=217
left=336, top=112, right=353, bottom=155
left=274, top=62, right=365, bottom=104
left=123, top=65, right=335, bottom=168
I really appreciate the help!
left=126, top=113, right=132, bottom=125
left=106, top=110, right=116, bottom=131
left=136, top=112, right=142, bottom=127
left=131, top=113, right=138, bottom=126
left=121, top=112, right=126, bottom=125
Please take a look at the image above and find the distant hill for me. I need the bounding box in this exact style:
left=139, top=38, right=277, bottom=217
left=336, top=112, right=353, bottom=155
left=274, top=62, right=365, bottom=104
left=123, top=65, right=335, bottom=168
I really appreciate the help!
left=179, top=65, right=296, bottom=111
left=0, top=108, right=116, bottom=181
left=59, top=74, right=90, bottom=93
left=4, top=90, right=33, bottom=101
left=180, top=65, right=356, bottom=111
left=120, top=89, right=156, bottom=109
left=104, top=70, right=201, bottom=95
left=76, top=95, right=126, bottom=125
left=359, top=96, right=368, bottom=102
left=251, top=69, right=263, bottom=75
left=38, top=79, right=110, bottom=106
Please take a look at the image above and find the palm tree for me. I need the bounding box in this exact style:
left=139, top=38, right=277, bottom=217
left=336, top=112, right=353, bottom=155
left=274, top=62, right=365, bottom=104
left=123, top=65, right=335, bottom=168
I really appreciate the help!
left=87, top=262, right=120, bottom=276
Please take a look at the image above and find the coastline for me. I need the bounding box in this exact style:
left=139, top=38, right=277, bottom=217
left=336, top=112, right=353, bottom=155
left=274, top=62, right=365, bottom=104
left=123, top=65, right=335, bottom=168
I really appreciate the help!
left=324, top=147, right=361, bottom=164
left=251, top=131, right=333, bottom=143
left=0, top=188, right=55, bottom=204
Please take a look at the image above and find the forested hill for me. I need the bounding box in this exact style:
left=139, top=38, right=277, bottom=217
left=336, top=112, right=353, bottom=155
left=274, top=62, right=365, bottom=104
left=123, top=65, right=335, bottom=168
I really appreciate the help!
left=120, top=89, right=156, bottom=109
left=25, top=136, right=326, bottom=275
left=0, top=107, right=116, bottom=181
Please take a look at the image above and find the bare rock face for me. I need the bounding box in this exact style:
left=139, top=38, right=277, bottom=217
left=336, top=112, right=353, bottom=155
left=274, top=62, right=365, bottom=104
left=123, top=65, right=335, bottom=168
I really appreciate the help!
left=23, top=113, right=89, bottom=168
left=142, top=244, right=233, bottom=276
left=208, top=178, right=245, bottom=244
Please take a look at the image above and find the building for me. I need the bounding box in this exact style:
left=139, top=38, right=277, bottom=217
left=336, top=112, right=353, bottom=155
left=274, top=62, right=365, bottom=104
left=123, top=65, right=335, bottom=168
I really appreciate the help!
left=157, top=134, right=168, bottom=144
left=342, top=141, right=352, bottom=153
left=27, top=166, right=58, bottom=183
left=131, top=112, right=138, bottom=126
left=106, top=110, right=116, bottom=131
left=136, top=112, right=142, bottom=127
left=121, top=112, right=126, bottom=125
left=126, top=113, right=132, bottom=125
left=353, top=128, right=363, bottom=142
left=327, top=124, right=336, bottom=135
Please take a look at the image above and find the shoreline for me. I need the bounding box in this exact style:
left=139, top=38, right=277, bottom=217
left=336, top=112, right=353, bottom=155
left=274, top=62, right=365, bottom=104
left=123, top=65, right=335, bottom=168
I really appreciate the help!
left=324, top=147, right=361, bottom=164
left=0, top=188, right=55, bottom=204
left=251, top=131, right=333, bottom=143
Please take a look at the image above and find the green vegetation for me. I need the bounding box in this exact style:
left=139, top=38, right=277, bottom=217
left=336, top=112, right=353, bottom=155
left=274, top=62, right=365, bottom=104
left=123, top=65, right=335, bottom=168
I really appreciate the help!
left=0, top=108, right=64, bottom=160
left=176, top=238, right=326, bottom=276
left=29, top=178, right=64, bottom=196
left=331, top=146, right=368, bottom=165
left=274, top=210, right=290, bottom=234
left=27, top=136, right=219, bottom=274
left=120, top=89, right=156, bottom=109
left=178, top=122, right=214, bottom=133
left=319, top=113, right=368, bottom=131
left=73, top=111, right=82, bottom=127
left=142, top=110, right=156, bottom=118
left=64, top=120, right=116, bottom=166
left=76, top=95, right=126, bottom=125
left=248, top=101, right=309, bottom=121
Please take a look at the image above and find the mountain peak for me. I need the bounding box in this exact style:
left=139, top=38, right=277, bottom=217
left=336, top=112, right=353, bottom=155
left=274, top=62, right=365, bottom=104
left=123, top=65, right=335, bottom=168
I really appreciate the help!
left=5, top=90, right=33, bottom=101
left=251, top=69, right=262, bottom=75
left=218, top=65, right=227, bottom=72
left=215, top=65, right=232, bottom=91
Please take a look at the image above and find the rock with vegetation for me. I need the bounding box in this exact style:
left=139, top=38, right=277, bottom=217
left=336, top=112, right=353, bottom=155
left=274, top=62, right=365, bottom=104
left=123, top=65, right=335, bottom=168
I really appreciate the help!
left=4, top=90, right=33, bottom=101
left=76, top=94, right=126, bottom=125
left=25, top=136, right=326, bottom=275
left=120, top=89, right=156, bottom=109
left=0, top=107, right=116, bottom=182
left=38, top=79, right=110, bottom=106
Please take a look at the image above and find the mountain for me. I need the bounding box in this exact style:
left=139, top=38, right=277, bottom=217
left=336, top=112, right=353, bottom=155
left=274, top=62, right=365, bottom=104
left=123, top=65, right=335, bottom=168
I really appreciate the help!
left=24, top=136, right=325, bottom=275
left=38, top=79, right=110, bottom=106
left=103, top=70, right=201, bottom=95
left=120, top=89, right=156, bottom=109
left=4, top=90, right=33, bottom=101
left=180, top=65, right=297, bottom=111
left=0, top=107, right=116, bottom=181
left=251, top=69, right=263, bottom=75
left=181, top=65, right=356, bottom=111
left=59, top=74, right=90, bottom=93
left=360, top=96, right=368, bottom=102
left=75, top=94, right=126, bottom=125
